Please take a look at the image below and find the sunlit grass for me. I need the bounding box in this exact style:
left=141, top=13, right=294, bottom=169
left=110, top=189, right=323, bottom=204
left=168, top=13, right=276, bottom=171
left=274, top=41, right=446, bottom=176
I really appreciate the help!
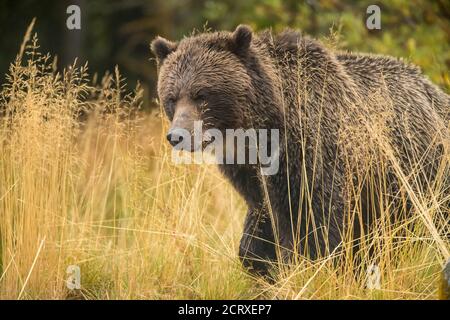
left=0, top=25, right=448, bottom=299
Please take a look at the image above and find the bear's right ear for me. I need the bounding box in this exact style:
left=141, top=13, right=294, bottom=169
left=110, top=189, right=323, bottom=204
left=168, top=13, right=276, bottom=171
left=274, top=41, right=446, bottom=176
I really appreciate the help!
left=230, top=24, right=252, bottom=54
left=151, top=36, right=177, bottom=64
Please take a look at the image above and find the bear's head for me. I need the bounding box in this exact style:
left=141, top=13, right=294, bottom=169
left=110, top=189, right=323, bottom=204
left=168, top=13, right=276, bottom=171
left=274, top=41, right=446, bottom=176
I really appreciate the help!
left=151, top=25, right=256, bottom=151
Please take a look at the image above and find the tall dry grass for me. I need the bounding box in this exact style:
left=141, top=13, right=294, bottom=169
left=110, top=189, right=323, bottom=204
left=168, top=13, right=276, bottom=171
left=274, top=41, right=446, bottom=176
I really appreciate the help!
left=0, top=25, right=448, bottom=299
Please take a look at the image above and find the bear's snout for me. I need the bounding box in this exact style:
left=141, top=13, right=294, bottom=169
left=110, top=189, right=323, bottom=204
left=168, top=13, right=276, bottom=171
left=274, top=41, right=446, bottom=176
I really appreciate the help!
left=166, top=128, right=185, bottom=147
left=165, top=99, right=201, bottom=150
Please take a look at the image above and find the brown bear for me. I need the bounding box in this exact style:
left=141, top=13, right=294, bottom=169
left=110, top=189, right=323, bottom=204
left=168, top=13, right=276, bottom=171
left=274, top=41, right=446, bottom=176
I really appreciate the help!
left=151, top=25, right=449, bottom=277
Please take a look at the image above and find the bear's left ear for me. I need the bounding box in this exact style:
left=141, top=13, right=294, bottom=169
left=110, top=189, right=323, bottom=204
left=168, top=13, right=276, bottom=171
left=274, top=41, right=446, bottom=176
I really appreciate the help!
left=151, top=36, right=177, bottom=64
left=230, top=24, right=252, bottom=54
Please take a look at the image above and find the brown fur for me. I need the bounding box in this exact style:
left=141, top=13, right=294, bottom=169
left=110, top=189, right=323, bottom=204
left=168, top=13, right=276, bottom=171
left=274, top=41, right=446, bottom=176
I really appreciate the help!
left=152, top=25, right=450, bottom=277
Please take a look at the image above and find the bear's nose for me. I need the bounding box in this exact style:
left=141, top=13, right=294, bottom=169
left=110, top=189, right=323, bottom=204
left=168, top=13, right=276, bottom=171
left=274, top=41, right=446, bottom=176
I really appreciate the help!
left=166, top=128, right=185, bottom=147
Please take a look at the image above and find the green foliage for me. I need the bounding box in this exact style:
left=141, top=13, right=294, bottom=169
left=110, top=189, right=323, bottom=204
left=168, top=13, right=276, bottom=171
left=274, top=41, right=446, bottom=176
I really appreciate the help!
left=201, top=0, right=450, bottom=91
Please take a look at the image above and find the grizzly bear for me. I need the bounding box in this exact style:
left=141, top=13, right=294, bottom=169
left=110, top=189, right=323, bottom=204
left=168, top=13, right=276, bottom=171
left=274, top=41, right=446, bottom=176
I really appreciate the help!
left=151, top=25, right=449, bottom=277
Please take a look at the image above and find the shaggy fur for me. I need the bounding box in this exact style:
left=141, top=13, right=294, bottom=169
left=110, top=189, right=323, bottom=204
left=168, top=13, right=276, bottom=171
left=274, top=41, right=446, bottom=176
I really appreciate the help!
left=151, top=25, right=449, bottom=276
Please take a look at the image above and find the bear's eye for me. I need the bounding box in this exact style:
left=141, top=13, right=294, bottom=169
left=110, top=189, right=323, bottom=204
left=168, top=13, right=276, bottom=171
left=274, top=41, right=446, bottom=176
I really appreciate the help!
left=166, top=97, right=176, bottom=106
left=164, top=97, right=176, bottom=119
left=192, top=92, right=207, bottom=104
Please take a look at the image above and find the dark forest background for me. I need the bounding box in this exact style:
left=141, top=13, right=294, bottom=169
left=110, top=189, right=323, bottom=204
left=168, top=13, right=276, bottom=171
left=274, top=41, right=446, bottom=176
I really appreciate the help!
left=1, top=0, right=449, bottom=109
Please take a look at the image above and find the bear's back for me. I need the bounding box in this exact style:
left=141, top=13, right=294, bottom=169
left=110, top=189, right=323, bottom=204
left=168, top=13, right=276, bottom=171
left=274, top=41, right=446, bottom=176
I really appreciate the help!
left=337, top=52, right=449, bottom=122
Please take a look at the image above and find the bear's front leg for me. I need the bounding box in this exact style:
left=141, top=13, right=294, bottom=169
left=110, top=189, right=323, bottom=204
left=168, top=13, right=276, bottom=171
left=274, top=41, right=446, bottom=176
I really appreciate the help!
left=239, top=208, right=277, bottom=277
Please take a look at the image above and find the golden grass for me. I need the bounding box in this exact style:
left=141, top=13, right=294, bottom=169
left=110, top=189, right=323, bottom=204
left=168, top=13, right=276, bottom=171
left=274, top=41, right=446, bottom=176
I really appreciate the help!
left=0, top=27, right=448, bottom=299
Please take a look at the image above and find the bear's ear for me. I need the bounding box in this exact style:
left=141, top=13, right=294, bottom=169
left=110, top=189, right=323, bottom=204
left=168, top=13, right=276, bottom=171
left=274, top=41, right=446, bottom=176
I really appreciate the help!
left=151, top=36, right=177, bottom=64
left=230, top=24, right=252, bottom=54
